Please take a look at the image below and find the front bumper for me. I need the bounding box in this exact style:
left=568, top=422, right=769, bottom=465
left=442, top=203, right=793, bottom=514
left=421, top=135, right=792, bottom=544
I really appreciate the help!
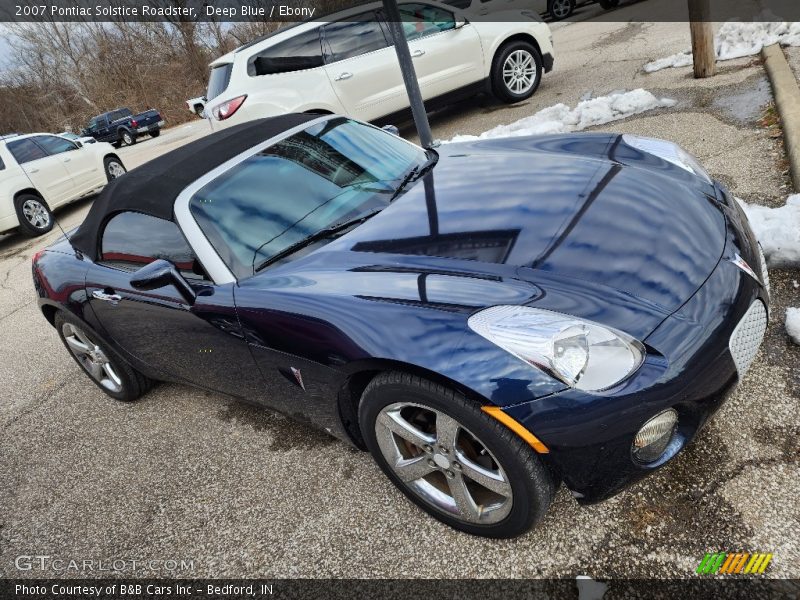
left=502, top=200, right=768, bottom=503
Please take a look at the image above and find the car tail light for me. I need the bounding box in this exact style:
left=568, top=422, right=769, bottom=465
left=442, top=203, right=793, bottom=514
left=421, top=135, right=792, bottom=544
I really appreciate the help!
left=212, top=95, right=247, bottom=121
left=131, top=119, right=138, bottom=128
left=32, top=249, right=45, bottom=263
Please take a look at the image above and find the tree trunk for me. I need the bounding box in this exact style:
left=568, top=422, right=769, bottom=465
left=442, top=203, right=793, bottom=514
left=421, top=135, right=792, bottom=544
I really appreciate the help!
left=688, top=0, right=715, bottom=78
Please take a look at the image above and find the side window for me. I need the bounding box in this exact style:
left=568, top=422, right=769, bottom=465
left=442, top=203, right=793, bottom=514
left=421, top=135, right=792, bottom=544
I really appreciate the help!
left=6, top=138, right=48, bottom=164
left=32, top=135, right=77, bottom=156
left=100, top=212, right=207, bottom=279
left=249, top=29, right=323, bottom=76
left=399, top=3, right=456, bottom=41
left=321, top=12, right=389, bottom=63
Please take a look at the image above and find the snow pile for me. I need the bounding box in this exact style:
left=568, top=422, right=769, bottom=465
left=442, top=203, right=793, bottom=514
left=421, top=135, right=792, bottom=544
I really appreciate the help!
left=644, top=21, right=800, bottom=72
left=447, top=89, right=676, bottom=143
left=786, top=308, right=800, bottom=345
left=737, top=195, right=800, bottom=267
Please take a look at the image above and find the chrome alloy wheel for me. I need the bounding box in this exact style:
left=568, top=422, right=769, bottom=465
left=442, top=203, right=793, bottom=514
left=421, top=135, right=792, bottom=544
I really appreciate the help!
left=502, top=50, right=537, bottom=95
left=62, top=323, right=123, bottom=393
left=375, top=402, right=513, bottom=524
left=551, top=0, right=572, bottom=18
left=107, top=160, right=126, bottom=179
left=22, top=198, right=50, bottom=229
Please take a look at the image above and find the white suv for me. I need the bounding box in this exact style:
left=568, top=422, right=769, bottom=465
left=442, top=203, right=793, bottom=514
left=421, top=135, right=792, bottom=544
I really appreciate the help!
left=204, top=1, right=554, bottom=128
left=0, top=134, right=125, bottom=237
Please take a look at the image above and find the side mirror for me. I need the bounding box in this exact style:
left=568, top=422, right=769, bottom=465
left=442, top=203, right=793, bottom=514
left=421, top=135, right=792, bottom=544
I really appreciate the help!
left=455, top=18, right=467, bottom=29
left=382, top=124, right=400, bottom=136
left=130, top=259, right=197, bottom=305
left=74, top=141, right=83, bottom=148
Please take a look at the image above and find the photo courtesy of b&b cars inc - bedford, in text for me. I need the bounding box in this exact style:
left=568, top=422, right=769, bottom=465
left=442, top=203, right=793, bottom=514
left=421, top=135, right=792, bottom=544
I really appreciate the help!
left=0, top=0, right=798, bottom=598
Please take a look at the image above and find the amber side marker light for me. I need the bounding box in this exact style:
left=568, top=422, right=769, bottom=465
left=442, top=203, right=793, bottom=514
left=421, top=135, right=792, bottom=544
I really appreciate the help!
left=481, top=406, right=549, bottom=454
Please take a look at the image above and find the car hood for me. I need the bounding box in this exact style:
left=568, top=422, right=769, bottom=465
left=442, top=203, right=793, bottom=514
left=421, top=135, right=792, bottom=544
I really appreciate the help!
left=298, top=135, right=726, bottom=338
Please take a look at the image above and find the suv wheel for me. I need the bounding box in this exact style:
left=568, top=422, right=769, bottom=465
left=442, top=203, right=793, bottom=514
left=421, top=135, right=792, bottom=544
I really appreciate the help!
left=491, top=41, right=543, bottom=104
left=549, top=0, right=575, bottom=19
left=104, top=156, right=126, bottom=181
left=121, top=130, right=135, bottom=146
left=15, top=193, right=53, bottom=237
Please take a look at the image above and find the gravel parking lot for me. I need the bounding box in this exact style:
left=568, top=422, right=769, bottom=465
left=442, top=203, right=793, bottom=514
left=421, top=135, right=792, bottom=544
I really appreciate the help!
left=1, top=3, right=798, bottom=580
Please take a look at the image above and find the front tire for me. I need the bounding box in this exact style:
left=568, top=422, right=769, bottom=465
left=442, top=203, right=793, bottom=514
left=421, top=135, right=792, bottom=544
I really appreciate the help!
left=14, top=193, right=53, bottom=237
left=548, top=0, right=575, bottom=19
left=55, top=311, right=153, bottom=402
left=359, top=372, right=555, bottom=538
left=491, top=41, right=543, bottom=104
left=104, top=156, right=126, bottom=181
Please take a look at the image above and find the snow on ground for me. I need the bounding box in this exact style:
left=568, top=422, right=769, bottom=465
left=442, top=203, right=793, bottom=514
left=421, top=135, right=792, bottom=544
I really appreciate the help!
left=447, top=89, right=675, bottom=143
left=644, top=21, right=800, bottom=73
left=737, top=195, right=800, bottom=268
left=785, top=308, right=800, bottom=345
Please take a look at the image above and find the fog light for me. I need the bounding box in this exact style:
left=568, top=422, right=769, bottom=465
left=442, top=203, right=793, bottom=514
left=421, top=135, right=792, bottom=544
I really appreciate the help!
left=632, top=409, right=678, bottom=463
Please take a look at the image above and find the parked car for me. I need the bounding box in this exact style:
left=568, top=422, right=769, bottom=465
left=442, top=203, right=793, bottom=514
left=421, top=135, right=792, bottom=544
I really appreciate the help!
left=0, top=133, right=125, bottom=237
left=186, top=96, right=206, bottom=117
left=204, top=1, right=554, bottom=129
left=60, top=131, right=97, bottom=145
left=443, top=0, right=567, bottom=20
left=33, top=114, right=768, bottom=538
left=82, top=108, right=164, bottom=147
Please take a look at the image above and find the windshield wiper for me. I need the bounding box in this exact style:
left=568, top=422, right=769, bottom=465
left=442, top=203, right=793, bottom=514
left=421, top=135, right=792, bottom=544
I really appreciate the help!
left=253, top=209, right=383, bottom=273
left=389, top=150, right=439, bottom=202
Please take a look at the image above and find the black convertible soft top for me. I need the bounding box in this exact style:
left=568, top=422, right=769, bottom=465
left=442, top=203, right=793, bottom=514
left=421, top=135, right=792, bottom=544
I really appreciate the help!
left=70, top=113, right=321, bottom=261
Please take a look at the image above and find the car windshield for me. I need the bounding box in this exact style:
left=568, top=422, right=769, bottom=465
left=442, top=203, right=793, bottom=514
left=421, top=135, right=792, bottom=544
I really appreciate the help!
left=188, top=117, right=429, bottom=279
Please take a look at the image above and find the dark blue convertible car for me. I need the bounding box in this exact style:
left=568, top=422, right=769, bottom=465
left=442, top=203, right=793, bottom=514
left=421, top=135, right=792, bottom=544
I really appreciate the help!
left=32, top=114, right=769, bottom=538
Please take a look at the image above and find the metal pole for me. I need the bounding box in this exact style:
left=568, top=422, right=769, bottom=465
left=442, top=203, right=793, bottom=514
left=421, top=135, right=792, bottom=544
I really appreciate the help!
left=382, top=0, right=434, bottom=148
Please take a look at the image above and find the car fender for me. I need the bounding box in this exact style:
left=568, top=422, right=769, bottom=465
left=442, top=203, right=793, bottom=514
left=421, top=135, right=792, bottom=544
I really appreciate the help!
left=472, top=20, right=554, bottom=71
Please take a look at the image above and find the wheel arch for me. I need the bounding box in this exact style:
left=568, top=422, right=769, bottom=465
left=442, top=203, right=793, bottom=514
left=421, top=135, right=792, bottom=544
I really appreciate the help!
left=492, top=33, right=543, bottom=68
left=14, top=187, right=46, bottom=204
left=103, top=152, right=122, bottom=164
left=336, top=358, right=492, bottom=450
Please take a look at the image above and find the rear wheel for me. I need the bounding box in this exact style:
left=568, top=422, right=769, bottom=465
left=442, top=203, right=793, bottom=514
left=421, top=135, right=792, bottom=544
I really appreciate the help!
left=120, top=130, right=135, bottom=146
left=14, top=193, right=53, bottom=237
left=149, top=129, right=160, bottom=138
left=548, top=0, right=575, bottom=19
left=491, top=41, right=543, bottom=104
left=359, top=372, right=555, bottom=538
left=55, top=311, right=153, bottom=402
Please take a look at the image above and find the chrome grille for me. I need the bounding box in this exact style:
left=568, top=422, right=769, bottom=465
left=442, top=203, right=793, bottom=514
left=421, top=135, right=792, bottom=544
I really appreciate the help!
left=729, top=301, right=767, bottom=376
left=757, top=243, right=770, bottom=298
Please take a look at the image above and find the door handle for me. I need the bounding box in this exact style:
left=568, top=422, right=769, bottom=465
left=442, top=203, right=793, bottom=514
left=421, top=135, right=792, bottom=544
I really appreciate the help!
left=63, top=158, right=71, bottom=162
left=92, top=290, right=122, bottom=304
left=411, top=49, right=425, bottom=57
left=29, top=168, right=39, bottom=173
left=334, top=72, right=353, bottom=81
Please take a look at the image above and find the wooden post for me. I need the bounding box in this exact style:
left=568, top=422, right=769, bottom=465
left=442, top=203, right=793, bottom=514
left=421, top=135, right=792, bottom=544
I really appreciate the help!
left=689, top=0, right=716, bottom=78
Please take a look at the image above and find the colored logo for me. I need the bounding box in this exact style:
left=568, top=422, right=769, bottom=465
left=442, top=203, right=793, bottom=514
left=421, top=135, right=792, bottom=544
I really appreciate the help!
left=696, top=552, right=773, bottom=575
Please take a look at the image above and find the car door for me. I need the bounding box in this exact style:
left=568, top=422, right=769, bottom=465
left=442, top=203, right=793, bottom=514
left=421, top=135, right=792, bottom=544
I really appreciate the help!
left=320, top=11, right=407, bottom=121
left=84, top=211, right=267, bottom=400
left=33, top=135, right=104, bottom=196
left=392, top=2, right=485, bottom=99
left=92, top=115, right=115, bottom=142
left=6, top=137, right=76, bottom=207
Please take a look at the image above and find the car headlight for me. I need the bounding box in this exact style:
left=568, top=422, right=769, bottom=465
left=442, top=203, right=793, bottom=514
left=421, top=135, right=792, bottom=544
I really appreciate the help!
left=622, top=134, right=712, bottom=184
left=468, top=306, right=645, bottom=392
